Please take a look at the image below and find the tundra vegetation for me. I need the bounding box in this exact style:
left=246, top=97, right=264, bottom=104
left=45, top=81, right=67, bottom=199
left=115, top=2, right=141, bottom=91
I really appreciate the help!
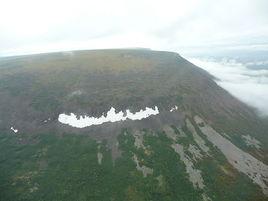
left=0, top=49, right=267, bottom=201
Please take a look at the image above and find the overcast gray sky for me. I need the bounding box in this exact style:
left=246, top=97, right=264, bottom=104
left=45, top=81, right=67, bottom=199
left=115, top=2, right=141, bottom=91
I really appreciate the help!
left=0, top=0, right=268, bottom=56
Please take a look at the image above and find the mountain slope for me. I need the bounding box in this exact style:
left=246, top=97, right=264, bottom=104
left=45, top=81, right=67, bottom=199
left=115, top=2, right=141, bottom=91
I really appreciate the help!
left=0, top=49, right=267, bottom=201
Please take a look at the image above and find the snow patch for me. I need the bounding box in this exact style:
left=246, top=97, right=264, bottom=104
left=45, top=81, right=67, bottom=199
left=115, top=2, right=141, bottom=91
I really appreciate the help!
left=170, top=105, right=178, bottom=112
left=44, top=118, right=51, bottom=123
left=58, top=106, right=159, bottom=128
left=10, top=127, right=18, bottom=133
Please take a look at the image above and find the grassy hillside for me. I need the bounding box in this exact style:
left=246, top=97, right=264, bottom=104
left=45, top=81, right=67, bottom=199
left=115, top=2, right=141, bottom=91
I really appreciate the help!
left=0, top=49, right=267, bottom=200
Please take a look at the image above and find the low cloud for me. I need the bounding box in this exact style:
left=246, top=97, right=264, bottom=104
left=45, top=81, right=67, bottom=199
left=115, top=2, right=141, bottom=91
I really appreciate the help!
left=189, top=58, right=268, bottom=116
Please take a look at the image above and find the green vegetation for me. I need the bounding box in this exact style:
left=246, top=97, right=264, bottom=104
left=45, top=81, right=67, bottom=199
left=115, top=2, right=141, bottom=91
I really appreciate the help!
left=0, top=49, right=267, bottom=200
left=1, top=126, right=266, bottom=201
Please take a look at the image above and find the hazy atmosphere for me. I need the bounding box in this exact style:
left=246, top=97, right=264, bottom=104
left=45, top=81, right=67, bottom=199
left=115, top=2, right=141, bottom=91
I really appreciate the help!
left=1, top=1, right=268, bottom=200
left=0, top=0, right=268, bottom=56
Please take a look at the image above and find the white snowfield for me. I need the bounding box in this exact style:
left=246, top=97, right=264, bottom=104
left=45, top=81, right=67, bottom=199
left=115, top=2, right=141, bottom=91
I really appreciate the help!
left=58, top=106, right=159, bottom=128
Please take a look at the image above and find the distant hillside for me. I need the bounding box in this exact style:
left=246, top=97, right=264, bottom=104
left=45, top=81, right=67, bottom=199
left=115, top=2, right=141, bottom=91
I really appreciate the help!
left=0, top=49, right=267, bottom=201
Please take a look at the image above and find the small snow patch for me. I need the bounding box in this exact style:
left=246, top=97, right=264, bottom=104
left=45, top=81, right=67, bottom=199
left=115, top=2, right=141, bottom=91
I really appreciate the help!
left=170, top=105, right=178, bottom=112
left=44, top=118, right=51, bottom=123
left=10, top=127, right=18, bottom=133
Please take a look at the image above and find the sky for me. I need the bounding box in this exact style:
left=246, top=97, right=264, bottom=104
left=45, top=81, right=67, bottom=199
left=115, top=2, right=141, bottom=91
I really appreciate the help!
left=0, top=0, right=268, bottom=56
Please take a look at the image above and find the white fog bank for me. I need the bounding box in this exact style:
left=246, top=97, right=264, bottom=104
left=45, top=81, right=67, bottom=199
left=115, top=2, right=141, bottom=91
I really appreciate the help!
left=189, top=58, right=268, bottom=116
left=58, top=106, right=159, bottom=128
